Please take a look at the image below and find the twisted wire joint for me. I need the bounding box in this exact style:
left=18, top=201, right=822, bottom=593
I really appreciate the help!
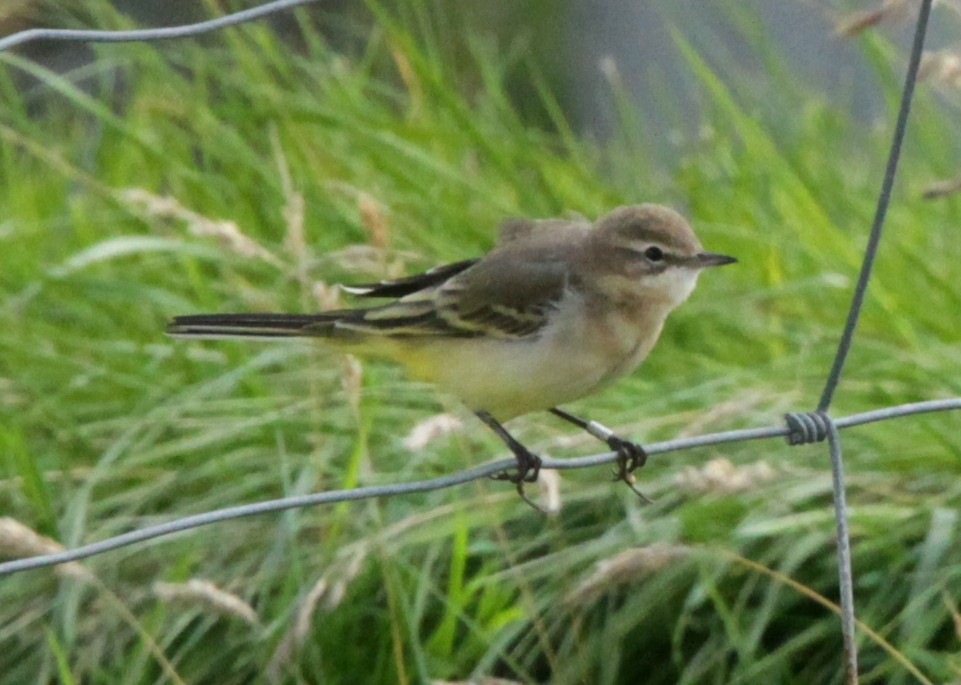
left=784, top=411, right=833, bottom=445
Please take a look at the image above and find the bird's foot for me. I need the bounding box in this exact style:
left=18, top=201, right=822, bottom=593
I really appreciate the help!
left=607, top=436, right=653, bottom=504
left=491, top=448, right=542, bottom=485
left=491, top=448, right=544, bottom=510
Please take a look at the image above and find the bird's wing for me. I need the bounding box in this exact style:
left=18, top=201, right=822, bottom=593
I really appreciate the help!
left=341, top=258, right=478, bottom=298
left=170, top=247, right=573, bottom=342
left=174, top=219, right=591, bottom=342
left=334, top=226, right=585, bottom=340
left=430, top=249, right=573, bottom=338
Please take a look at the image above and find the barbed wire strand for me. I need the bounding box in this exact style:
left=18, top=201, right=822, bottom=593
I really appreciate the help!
left=0, top=3, right=948, bottom=683
left=1, top=397, right=958, bottom=577
left=807, top=2, right=933, bottom=681
left=0, top=0, right=319, bottom=52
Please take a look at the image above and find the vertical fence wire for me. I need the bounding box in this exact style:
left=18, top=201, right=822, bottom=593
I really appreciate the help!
left=0, top=3, right=952, bottom=683
left=817, top=0, right=933, bottom=414
left=808, top=2, right=934, bottom=680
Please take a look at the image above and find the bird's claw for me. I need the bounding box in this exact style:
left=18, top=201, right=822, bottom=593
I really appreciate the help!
left=607, top=436, right=653, bottom=503
left=491, top=450, right=544, bottom=510
left=491, top=452, right=542, bottom=484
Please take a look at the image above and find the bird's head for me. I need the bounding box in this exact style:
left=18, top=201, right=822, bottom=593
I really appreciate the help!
left=584, top=204, right=736, bottom=308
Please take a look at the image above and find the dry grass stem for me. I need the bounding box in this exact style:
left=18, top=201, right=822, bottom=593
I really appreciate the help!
left=537, top=468, right=563, bottom=515
left=340, top=354, right=364, bottom=418
left=599, top=55, right=622, bottom=89
left=918, top=50, right=961, bottom=85
left=324, top=548, right=368, bottom=611
left=312, top=281, right=344, bottom=311
left=676, top=458, right=777, bottom=495
left=322, top=244, right=408, bottom=279
left=675, top=391, right=768, bottom=439
left=834, top=0, right=910, bottom=36
left=266, top=577, right=329, bottom=683
left=402, top=413, right=465, bottom=451
left=152, top=579, right=259, bottom=626
left=944, top=591, right=961, bottom=642
left=268, top=548, right=368, bottom=680
left=273, top=131, right=309, bottom=284
left=271, top=125, right=302, bottom=266
left=0, top=517, right=92, bottom=581
left=283, top=190, right=307, bottom=277
left=294, top=577, right=329, bottom=646
left=922, top=175, right=961, bottom=199
left=388, top=40, right=422, bottom=112
left=835, top=7, right=887, bottom=35
left=566, top=543, right=690, bottom=605
left=358, top=192, right=390, bottom=250
left=119, top=188, right=283, bottom=267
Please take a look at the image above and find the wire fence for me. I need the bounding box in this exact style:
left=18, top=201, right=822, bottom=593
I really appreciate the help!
left=0, top=1, right=954, bottom=683
left=0, top=396, right=957, bottom=577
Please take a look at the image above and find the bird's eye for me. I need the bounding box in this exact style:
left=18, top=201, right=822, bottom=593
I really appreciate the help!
left=644, top=246, right=664, bottom=262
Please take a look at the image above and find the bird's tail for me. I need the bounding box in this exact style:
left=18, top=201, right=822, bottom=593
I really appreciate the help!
left=166, top=312, right=350, bottom=339
left=167, top=293, right=458, bottom=346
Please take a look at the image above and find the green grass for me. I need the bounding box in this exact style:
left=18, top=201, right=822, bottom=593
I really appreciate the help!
left=2, top=2, right=961, bottom=684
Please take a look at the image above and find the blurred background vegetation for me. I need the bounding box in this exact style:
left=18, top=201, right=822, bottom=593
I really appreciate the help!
left=1, top=1, right=960, bottom=683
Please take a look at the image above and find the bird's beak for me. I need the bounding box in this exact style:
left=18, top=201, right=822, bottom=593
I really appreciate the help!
left=692, top=252, right=737, bottom=268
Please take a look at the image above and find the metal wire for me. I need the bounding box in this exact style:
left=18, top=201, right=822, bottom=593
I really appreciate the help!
left=0, top=0, right=319, bottom=51
left=1, top=397, right=958, bottom=577
left=818, top=0, right=933, bottom=413
left=808, top=3, right=933, bottom=679
left=0, top=2, right=948, bottom=682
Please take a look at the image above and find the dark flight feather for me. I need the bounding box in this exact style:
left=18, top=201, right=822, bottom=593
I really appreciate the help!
left=341, top=259, right=478, bottom=298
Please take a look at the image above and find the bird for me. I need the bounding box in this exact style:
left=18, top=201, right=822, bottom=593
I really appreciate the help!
left=167, top=204, right=736, bottom=501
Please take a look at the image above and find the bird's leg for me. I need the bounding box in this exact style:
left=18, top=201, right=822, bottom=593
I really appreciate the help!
left=549, top=407, right=652, bottom=503
left=474, top=411, right=543, bottom=503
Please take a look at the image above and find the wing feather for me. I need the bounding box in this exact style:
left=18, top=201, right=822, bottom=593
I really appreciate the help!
left=432, top=239, right=581, bottom=339
left=342, top=259, right=478, bottom=298
left=172, top=219, right=589, bottom=342
left=333, top=233, right=580, bottom=340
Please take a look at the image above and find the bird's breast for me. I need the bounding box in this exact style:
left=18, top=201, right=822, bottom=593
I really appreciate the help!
left=585, top=298, right=667, bottom=386
left=400, top=292, right=670, bottom=420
